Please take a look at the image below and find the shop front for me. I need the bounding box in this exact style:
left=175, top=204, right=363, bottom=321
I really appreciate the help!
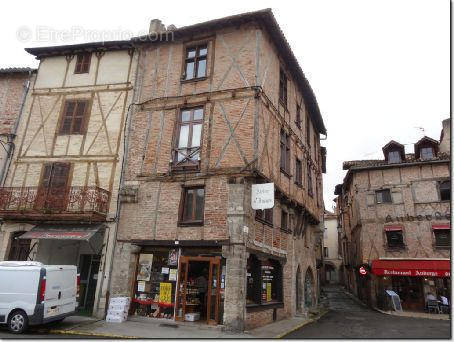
left=372, top=259, right=451, bottom=312
left=130, top=244, right=226, bottom=325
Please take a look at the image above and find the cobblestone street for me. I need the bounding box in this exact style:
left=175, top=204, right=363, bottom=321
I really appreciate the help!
left=285, top=286, right=451, bottom=339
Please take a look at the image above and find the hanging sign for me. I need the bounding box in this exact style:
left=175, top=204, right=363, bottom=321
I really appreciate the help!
left=159, top=282, right=172, bottom=304
left=251, top=183, right=274, bottom=210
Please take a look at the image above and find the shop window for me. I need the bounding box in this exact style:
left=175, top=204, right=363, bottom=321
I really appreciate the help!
left=439, top=181, right=450, bottom=201
left=387, top=150, right=402, bottom=164
left=179, top=187, right=205, bottom=225
left=173, top=107, right=204, bottom=171
left=246, top=255, right=261, bottom=305
left=280, top=130, right=290, bottom=175
left=420, top=147, right=434, bottom=160
left=255, top=208, right=273, bottom=226
left=385, top=228, right=404, bottom=248
left=59, top=100, right=90, bottom=135
left=183, top=44, right=207, bottom=80
left=433, top=228, right=450, bottom=247
left=279, top=68, right=287, bottom=107
left=74, top=53, right=91, bottom=74
left=261, top=259, right=283, bottom=303
left=376, top=189, right=392, bottom=204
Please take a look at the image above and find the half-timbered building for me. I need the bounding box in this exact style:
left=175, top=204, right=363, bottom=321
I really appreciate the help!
left=0, top=41, right=137, bottom=317
left=111, top=9, right=327, bottom=331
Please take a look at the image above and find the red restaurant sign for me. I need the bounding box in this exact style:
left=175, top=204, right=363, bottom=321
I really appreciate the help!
left=372, top=259, right=450, bottom=278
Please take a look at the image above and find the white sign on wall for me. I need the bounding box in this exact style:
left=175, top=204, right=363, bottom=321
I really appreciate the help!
left=251, top=183, right=274, bottom=210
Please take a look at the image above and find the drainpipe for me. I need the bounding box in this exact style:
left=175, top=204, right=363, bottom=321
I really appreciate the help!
left=0, top=72, right=32, bottom=186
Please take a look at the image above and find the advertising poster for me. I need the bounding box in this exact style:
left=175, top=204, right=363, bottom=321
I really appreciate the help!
left=160, top=282, right=172, bottom=304
left=169, top=268, right=177, bottom=281
left=266, top=283, right=272, bottom=302
left=168, top=249, right=178, bottom=266
left=137, top=254, right=153, bottom=281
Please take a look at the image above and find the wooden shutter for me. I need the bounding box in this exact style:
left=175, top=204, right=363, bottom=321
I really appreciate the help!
left=73, top=101, right=87, bottom=134
left=60, top=101, right=76, bottom=134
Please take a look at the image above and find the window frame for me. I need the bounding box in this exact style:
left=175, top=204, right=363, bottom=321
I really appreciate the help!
left=279, top=68, right=287, bottom=108
left=178, top=186, right=205, bottom=226
left=295, top=103, right=301, bottom=129
left=172, top=106, right=204, bottom=172
left=255, top=208, right=273, bottom=227
left=58, top=99, right=90, bottom=135
left=433, top=228, right=450, bottom=248
left=438, top=180, right=451, bottom=202
left=375, top=189, right=392, bottom=204
left=420, top=146, right=434, bottom=160
left=182, top=44, right=208, bottom=81
left=385, top=229, right=405, bottom=249
left=280, top=130, right=291, bottom=176
left=294, top=158, right=302, bottom=187
left=387, top=150, right=402, bottom=164
left=74, top=53, right=91, bottom=74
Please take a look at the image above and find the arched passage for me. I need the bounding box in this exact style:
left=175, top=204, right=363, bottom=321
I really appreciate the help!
left=304, top=267, right=315, bottom=308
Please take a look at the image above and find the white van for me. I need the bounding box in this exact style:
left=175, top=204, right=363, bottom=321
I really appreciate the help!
left=0, top=261, right=78, bottom=333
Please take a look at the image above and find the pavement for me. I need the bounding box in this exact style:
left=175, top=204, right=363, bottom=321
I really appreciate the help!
left=284, top=285, right=451, bottom=339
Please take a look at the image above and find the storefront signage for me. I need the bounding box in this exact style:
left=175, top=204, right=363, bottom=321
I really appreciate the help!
left=159, top=282, right=172, bottom=304
left=385, top=212, right=450, bottom=223
left=375, top=269, right=450, bottom=278
left=252, top=183, right=274, bottom=210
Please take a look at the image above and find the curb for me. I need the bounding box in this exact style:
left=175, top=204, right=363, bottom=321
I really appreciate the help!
left=275, top=309, right=330, bottom=338
left=43, top=328, right=137, bottom=339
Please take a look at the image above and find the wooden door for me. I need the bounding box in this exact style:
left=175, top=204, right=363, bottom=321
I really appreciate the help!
left=8, top=232, right=31, bottom=261
left=207, top=257, right=221, bottom=325
left=175, top=256, right=189, bottom=321
left=35, top=163, right=71, bottom=211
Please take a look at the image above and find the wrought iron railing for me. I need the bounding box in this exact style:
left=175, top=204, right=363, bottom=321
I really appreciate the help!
left=0, top=186, right=109, bottom=215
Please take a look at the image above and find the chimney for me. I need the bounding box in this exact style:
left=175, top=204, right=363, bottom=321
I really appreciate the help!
left=149, top=19, right=165, bottom=34
left=439, top=118, right=451, bottom=154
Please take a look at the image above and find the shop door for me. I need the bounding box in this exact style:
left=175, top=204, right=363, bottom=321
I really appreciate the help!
left=175, top=256, right=221, bottom=324
left=78, top=254, right=100, bottom=315
left=8, top=232, right=31, bottom=261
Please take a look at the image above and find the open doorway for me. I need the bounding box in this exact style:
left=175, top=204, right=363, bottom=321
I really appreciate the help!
left=176, top=256, right=221, bottom=324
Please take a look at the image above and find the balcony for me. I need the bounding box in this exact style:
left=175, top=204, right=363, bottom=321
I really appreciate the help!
left=0, top=186, right=109, bottom=222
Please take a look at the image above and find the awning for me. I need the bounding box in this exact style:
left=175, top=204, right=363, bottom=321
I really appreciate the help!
left=384, top=225, right=403, bottom=231
left=19, top=224, right=104, bottom=241
left=432, top=224, right=451, bottom=230
left=372, top=259, right=450, bottom=278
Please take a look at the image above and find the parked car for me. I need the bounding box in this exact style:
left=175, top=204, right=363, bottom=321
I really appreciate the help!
left=0, top=261, right=79, bottom=333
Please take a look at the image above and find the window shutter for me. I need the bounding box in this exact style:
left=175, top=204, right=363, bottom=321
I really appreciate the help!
left=73, top=101, right=87, bottom=134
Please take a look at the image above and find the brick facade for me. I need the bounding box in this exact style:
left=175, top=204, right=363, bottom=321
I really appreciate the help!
left=112, top=10, right=326, bottom=331
left=336, top=120, right=450, bottom=310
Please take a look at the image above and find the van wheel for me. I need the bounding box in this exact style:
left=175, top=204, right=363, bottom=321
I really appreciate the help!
left=8, top=310, right=28, bottom=334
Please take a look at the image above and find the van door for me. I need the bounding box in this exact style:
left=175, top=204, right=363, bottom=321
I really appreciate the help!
left=43, top=266, right=77, bottom=319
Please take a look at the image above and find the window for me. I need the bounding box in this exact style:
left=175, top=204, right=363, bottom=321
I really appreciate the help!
left=420, top=147, right=434, bottom=160
left=439, top=181, right=450, bottom=201
left=385, top=229, right=404, bottom=248
left=261, top=259, right=283, bottom=303
left=376, top=189, right=392, bottom=203
left=295, top=158, right=302, bottom=186
left=74, top=53, right=91, bottom=74
left=307, top=162, right=313, bottom=197
left=323, top=247, right=329, bottom=258
left=433, top=228, right=450, bottom=247
left=279, top=68, right=287, bottom=106
left=295, top=103, right=301, bottom=129
left=281, top=210, right=288, bottom=231
left=59, top=100, right=89, bottom=135
left=246, top=255, right=261, bottom=305
left=173, top=107, right=204, bottom=170
left=179, top=187, right=205, bottom=225
left=388, top=150, right=401, bottom=164
left=183, top=44, right=207, bottom=80
left=256, top=208, right=273, bottom=226
left=280, top=130, right=290, bottom=175
left=306, top=115, right=311, bottom=147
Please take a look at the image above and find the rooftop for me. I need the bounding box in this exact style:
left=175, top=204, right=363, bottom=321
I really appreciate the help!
left=0, top=67, right=35, bottom=74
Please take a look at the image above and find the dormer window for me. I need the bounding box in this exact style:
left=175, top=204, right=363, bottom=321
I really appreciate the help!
left=420, top=147, right=434, bottom=160
left=388, top=151, right=401, bottom=164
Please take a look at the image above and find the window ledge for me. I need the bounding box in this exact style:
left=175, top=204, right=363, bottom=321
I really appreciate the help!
left=180, top=76, right=208, bottom=84
left=255, top=217, right=273, bottom=228
left=178, top=221, right=204, bottom=227
left=280, top=168, right=291, bottom=178
left=246, top=302, right=284, bottom=312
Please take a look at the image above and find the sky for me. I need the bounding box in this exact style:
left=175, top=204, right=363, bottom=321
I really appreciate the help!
left=0, top=0, right=449, bottom=210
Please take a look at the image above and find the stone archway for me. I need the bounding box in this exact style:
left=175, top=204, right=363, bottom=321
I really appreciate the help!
left=296, top=265, right=302, bottom=312
left=304, top=267, right=315, bottom=308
